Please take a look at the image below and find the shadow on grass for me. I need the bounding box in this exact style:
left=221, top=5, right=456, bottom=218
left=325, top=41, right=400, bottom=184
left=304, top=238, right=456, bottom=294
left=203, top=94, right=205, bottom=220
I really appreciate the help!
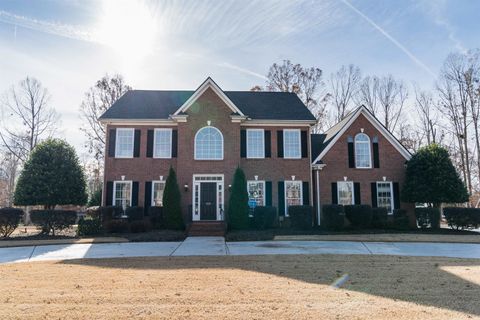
left=62, top=254, right=480, bottom=317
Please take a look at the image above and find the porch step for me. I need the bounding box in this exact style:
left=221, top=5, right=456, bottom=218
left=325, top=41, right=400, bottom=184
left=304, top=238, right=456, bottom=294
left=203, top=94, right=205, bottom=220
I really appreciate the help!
left=187, top=221, right=226, bottom=236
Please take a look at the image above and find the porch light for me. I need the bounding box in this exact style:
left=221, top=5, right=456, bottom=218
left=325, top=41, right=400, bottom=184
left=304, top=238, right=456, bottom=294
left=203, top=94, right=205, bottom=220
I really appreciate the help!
left=228, top=184, right=232, bottom=190
left=121, top=175, right=125, bottom=181
left=184, top=183, right=189, bottom=192
left=254, top=175, right=258, bottom=181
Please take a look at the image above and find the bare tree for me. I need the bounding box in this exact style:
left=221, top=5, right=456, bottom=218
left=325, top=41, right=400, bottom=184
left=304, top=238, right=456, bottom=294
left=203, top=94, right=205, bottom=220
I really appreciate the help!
left=0, top=151, right=19, bottom=206
left=356, top=76, right=380, bottom=115
left=80, top=74, right=131, bottom=162
left=376, top=75, right=408, bottom=133
left=0, top=77, right=58, bottom=163
left=329, top=64, right=362, bottom=122
left=414, top=87, right=442, bottom=145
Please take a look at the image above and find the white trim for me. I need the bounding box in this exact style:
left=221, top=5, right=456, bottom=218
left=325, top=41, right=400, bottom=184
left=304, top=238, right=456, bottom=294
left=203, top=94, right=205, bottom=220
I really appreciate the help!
left=113, top=180, right=133, bottom=209
left=242, top=120, right=316, bottom=126
left=316, top=170, right=321, bottom=225
left=312, top=106, right=411, bottom=164
left=151, top=180, right=166, bottom=207
left=283, top=129, right=302, bottom=159
left=247, top=180, right=266, bottom=206
left=194, top=126, right=224, bottom=160
left=115, top=128, right=134, bottom=158
left=246, top=129, right=265, bottom=159
left=153, top=128, right=172, bottom=159
left=192, top=174, right=225, bottom=221
left=284, top=180, right=303, bottom=216
left=354, top=133, right=372, bottom=169
left=376, top=181, right=394, bottom=215
left=100, top=119, right=177, bottom=125
left=337, top=181, right=354, bottom=205
left=173, top=77, right=245, bottom=116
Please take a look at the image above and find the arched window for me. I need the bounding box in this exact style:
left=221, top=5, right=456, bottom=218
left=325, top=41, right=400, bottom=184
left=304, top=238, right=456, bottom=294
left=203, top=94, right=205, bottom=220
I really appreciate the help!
left=355, top=133, right=371, bottom=168
left=194, top=126, right=224, bottom=160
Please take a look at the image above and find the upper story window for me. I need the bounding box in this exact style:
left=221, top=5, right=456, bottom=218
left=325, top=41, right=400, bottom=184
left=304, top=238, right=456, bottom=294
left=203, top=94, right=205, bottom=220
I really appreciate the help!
left=337, top=181, right=354, bottom=205
left=115, top=128, right=134, bottom=158
left=194, top=126, right=223, bottom=160
left=284, top=129, right=301, bottom=159
left=154, top=128, right=172, bottom=158
left=355, top=133, right=371, bottom=168
left=247, top=129, right=265, bottom=158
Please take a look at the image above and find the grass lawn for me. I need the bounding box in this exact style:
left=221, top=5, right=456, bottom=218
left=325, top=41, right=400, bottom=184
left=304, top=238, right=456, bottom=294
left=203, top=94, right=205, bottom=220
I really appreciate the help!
left=1, top=255, right=479, bottom=319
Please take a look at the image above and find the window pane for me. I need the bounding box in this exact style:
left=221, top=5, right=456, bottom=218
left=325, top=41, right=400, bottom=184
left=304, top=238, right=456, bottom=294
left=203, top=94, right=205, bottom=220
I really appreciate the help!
left=337, top=181, right=353, bottom=205
left=355, top=133, right=371, bottom=168
left=195, top=127, right=223, bottom=159
left=152, top=182, right=165, bottom=206
left=114, top=182, right=131, bottom=211
left=247, top=130, right=264, bottom=158
left=377, top=182, right=393, bottom=213
left=116, top=129, right=134, bottom=157
left=154, top=129, right=172, bottom=158
left=284, top=130, right=301, bottom=158
left=285, top=181, right=302, bottom=214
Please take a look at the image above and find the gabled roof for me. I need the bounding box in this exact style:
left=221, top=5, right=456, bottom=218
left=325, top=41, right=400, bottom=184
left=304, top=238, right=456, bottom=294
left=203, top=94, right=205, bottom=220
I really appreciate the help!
left=312, top=106, right=411, bottom=164
left=311, top=133, right=327, bottom=163
left=99, top=77, right=316, bottom=122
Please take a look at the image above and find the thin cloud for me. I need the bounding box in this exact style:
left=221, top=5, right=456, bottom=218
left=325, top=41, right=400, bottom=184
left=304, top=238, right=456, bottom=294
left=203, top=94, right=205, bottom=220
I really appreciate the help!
left=216, top=62, right=267, bottom=81
left=340, top=0, right=436, bottom=78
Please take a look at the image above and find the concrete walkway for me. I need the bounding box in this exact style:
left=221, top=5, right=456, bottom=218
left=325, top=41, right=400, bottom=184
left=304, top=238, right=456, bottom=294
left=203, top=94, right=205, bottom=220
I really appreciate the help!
left=1, top=237, right=480, bottom=264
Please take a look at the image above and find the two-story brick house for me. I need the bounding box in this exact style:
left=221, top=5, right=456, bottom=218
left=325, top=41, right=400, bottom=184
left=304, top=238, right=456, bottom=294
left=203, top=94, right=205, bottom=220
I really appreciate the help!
left=99, top=78, right=316, bottom=229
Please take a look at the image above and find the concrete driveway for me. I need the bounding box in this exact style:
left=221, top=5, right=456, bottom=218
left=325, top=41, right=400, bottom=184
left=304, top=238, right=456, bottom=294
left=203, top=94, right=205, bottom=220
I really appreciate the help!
left=1, top=237, right=480, bottom=264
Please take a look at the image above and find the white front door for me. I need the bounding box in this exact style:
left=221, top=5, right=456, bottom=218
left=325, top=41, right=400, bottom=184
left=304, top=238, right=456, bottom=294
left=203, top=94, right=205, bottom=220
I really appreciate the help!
left=192, top=174, right=224, bottom=221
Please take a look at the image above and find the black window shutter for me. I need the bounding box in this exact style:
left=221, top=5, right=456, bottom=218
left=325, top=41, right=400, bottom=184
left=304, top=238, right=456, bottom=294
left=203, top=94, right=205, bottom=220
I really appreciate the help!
left=144, top=181, right=152, bottom=213
left=331, top=182, right=338, bottom=204
left=264, top=130, right=271, bottom=158
left=132, top=181, right=139, bottom=206
left=106, top=181, right=113, bottom=206
left=348, top=138, right=355, bottom=168
left=354, top=182, right=361, bottom=204
left=277, top=131, right=284, bottom=158
left=302, top=181, right=309, bottom=205
left=265, top=181, right=272, bottom=206
left=108, top=129, right=116, bottom=157
left=393, top=182, right=400, bottom=209
left=301, top=131, right=308, bottom=158
left=146, top=130, right=154, bottom=157
left=133, top=130, right=141, bottom=158
left=172, top=130, right=178, bottom=158
left=371, top=183, right=378, bottom=208
left=240, top=130, right=246, bottom=158
left=373, top=142, right=380, bottom=168
left=278, top=181, right=285, bottom=215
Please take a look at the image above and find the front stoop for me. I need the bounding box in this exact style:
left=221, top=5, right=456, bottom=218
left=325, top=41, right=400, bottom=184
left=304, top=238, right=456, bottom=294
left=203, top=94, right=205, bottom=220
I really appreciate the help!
left=187, top=221, right=226, bottom=236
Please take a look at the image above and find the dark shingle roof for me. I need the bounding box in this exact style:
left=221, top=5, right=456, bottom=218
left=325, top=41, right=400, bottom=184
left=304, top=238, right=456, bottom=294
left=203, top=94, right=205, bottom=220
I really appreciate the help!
left=99, top=90, right=316, bottom=121
left=311, top=134, right=327, bottom=162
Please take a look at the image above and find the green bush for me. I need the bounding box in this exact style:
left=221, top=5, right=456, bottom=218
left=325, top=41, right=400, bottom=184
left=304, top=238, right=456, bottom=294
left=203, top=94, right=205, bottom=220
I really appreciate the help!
left=416, top=207, right=440, bottom=229
left=77, top=218, right=102, bottom=236
left=322, top=205, right=345, bottom=230
left=104, top=219, right=129, bottom=233
left=392, top=209, right=410, bottom=230
left=87, top=189, right=102, bottom=207
left=98, top=206, right=123, bottom=223
left=129, top=220, right=152, bottom=233
left=253, top=206, right=277, bottom=229
left=163, top=167, right=184, bottom=230
left=345, top=205, right=373, bottom=228
left=148, top=206, right=163, bottom=229
left=30, top=210, right=77, bottom=236
left=443, top=207, right=480, bottom=230
left=126, top=206, right=144, bottom=222
left=288, top=205, right=313, bottom=230
left=0, top=207, right=24, bottom=238
left=227, top=167, right=249, bottom=230
left=371, top=207, right=389, bottom=228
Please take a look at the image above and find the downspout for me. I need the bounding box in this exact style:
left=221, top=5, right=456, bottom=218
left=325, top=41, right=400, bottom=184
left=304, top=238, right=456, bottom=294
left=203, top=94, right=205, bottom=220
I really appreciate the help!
left=316, top=169, right=320, bottom=225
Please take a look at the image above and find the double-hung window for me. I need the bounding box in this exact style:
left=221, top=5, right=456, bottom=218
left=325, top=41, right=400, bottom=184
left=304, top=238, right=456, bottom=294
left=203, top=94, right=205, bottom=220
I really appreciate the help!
left=154, top=129, right=172, bottom=158
left=247, top=180, right=265, bottom=206
left=284, top=129, right=301, bottom=159
left=337, top=181, right=354, bottom=205
left=114, top=181, right=132, bottom=210
left=285, top=180, right=302, bottom=215
left=115, top=128, right=134, bottom=158
left=376, top=181, right=393, bottom=214
left=246, top=129, right=265, bottom=158
left=355, top=133, right=371, bottom=168
left=152, top=181, right=166, bottom=207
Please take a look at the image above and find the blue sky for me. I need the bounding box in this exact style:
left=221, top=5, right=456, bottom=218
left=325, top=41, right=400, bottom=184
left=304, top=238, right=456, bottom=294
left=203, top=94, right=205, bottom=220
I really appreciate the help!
left=0, top=0, right=478, bottom=156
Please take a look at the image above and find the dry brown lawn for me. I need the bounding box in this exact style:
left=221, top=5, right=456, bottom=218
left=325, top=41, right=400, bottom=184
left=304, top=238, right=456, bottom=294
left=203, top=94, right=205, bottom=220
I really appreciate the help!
left=1, top=255, right=479, bottom=319
left=275, top=233, right=480, bottom=243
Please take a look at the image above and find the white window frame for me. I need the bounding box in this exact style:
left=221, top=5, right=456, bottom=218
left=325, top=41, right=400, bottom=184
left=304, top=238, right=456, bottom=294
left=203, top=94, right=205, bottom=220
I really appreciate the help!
left=246, top=129, right=265, bottom=159
left=376, top=181, right=394, bottom=215
left=284, top=180, right=303, bottom=216
left=115, top=128, right=134, bottom=158
left=151, top=180, right=166, bottom=207
left=283, top=129, right=301, bottom=159
left=153, top=128, right=172, bottom=159
left=354, top=133, right=372, bottom=168
left=113, top=180, right=133, bottom=210
left=247, top=180, right=266, bottom=206
left=337, top=181, right=355, bottom=205
left=194, top=126, right=224, bottom=160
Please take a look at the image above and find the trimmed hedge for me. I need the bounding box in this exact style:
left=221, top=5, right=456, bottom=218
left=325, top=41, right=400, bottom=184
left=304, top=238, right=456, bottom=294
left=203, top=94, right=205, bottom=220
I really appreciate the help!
left=148, top=206, right=164, bottom=229
left=98, top=206, right=123, bottom=223
left=345, top=205, right=373, bottom=228
left=30, top=210, right=77, bottom=236
left=392, top=209, right=410, bottom=230
left=0, top=207, right=24, bottom=238
left=126, top=206, right=144, bottom=222
left=77, top=218, right=102, bottom=236
left=130, top=220, right=152, bottom=233
left=416, top=207, right=440, bottom=229
left=371, top=207, right=388, bottom=228
left=322, top=204, right=344, bottom=230
left=288, top=205, right=313, bottom=230
left=253, top=206, right=277, bottom=230
left=104, top=219, right=129, bottom=233
left=443, top=207, right=480, bottom=230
